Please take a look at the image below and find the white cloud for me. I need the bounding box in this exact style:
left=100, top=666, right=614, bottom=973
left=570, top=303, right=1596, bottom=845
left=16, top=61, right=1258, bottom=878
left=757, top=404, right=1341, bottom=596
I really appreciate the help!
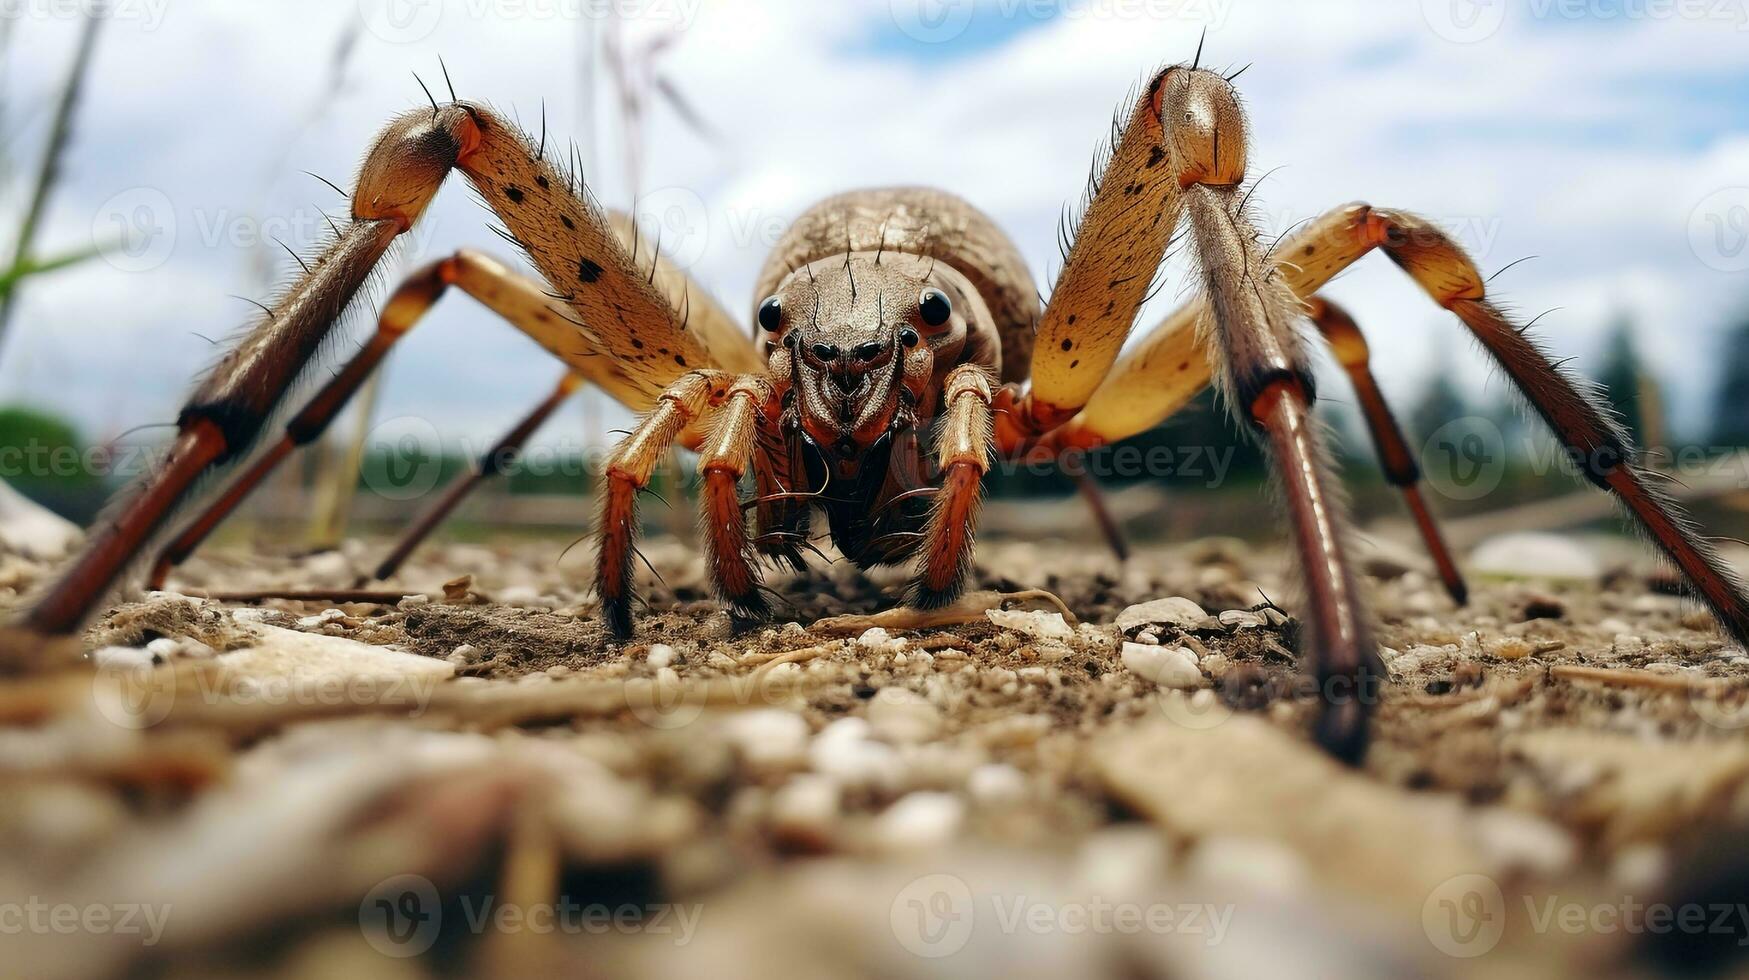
left=0, top=0, right=1744, bottom=458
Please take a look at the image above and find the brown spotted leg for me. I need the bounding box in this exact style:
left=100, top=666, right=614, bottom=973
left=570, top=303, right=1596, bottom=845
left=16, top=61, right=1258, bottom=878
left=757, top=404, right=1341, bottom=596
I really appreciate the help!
left=596, top=371, right=732, bottom=637
left=909, top=365, right=995, bottom=607
left=21, top=107, right=482, bottom=634
left=1306, top=296, right=1466, bottom=605
left=1185, top=178, right=1379, bottom=763
left=371, top=372, right=582, bottom=582
left=697, top=375, right=777, bottom=627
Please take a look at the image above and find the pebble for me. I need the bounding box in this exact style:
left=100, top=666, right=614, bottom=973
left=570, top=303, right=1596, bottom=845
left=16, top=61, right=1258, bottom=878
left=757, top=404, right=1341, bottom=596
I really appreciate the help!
left=1471, top=532, right=1602, bottom=581
left=1474, top=808, right=1576, bottom=876
left=1186, top=835, right=1309, bottom=895
left=397, top=593, right=431, bottom=609
left=867, top=688, right=942, bottom=743
left=874, top=792, right=964, bottom=850
left=446, top=644, right=482, bottom=666
left=1218, top=609, right=1265, bottom=630
left=966, top=763, right=1027, bottom=805
left=1114, top=597, right=1207, bottom=632
left=857, top=627, right=904, bottom=653
left=90, top=645, right=155, bottom=670
left=723, top=709, right=811, bottom=773
left=231, top=608, right=272, bottom=624
left=647, top=644, right=678, bottom=669
left=985, top=608, right=1074, bottom=640
left=1121, top=643, right=1205, bottom=689
left=769, top=774, right=840, bottom=842
left=296, top=608, right=345, bottom=629
left=301, top=550, right=352, bottom=582
left=809, top=718, right=903, bottom=791
left=1610, top=844, right=1667, bottom=892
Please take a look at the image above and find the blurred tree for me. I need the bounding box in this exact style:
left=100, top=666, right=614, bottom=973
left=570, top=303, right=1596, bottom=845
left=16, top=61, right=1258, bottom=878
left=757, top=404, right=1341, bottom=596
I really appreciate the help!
left=1409, top=351, right=1471, bottom=445
left=1710, top=314, right=1749, bottom=448
left=1594, top=313, right=1650, bottom=443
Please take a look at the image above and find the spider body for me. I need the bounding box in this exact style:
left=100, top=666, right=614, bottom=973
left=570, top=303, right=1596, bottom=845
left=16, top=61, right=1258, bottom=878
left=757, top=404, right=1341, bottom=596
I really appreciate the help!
left=18, top=60, right=1749, bottom=764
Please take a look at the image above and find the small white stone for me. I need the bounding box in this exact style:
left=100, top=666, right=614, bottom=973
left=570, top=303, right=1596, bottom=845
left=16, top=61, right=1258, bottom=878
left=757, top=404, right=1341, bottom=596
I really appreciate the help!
left=874, top=792, right=964, bottom=850
left=144, top=638, right=180, bottom=663
left=397, top=593, right=431, bottom=608
left=770, top=774, right=840, bottom=838
left=296, top=608, right=345, bottom=629
left=90, top=645, right=154, bottom=670
left=647, top=643, right=678, bottom=669
left=446, top=643, right=481, bottom=666
left=857, top=627, right=904, bottom=652
left=1475, top=808, right=1576, bottom=876
left=723, top=709, right=811, bottom=772
left=1114, top=596, right=1208, bottom=632
left=1470, top=532, right=1602, bottom=581
left=985, top=608, right=1074, bottom=640
left=1121, top=643, right=1205, bottom=689
left=1610, top=844, right=1667, bottom=891
left=867, top=688, right=942, bottom=743
left=809, top=718, right=902, bottom=791
left=1187, top=835, right=1309, bottom=895
left=230, top=608, right=272, bottom=624
left=301, top=551, right=352, bottom=582
left=1218, top=609, right=1266, bottom=630
left=967, top=763, right=1027, bottom=805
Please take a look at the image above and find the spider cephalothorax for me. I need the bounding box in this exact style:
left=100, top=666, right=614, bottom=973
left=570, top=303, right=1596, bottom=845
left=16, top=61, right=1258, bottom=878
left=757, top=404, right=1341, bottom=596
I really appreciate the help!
left=21, top=59, right=1749, bottom=765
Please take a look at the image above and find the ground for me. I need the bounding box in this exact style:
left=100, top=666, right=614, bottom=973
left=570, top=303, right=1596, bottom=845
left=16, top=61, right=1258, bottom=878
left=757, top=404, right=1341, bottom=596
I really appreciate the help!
left=3, top=525, right=1749, bottom=979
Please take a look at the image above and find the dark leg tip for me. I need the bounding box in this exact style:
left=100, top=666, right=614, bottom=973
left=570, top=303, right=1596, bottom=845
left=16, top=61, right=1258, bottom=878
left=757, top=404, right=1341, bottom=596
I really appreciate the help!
left=1312, top=697, right=1371, bottom=766
left=601, top=596, right=634, bottom=641
left=726, top=592, right=773, bottom=634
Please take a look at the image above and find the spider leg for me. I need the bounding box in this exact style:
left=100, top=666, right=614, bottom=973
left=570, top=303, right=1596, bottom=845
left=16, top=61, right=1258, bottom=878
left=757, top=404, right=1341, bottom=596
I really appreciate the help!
left=21, top=99, right=755, bottom=635
left=697, top=375, right=778, bottom=628
left=908, top=365, right=995, bottom=608
left=1183, top=174, right=1380, bottom=764
left=595, top=370, right=732, bottom=638
left=145, top=251, right=587, bottom=589
left=1050, top=200, right=1749, bottom=652
left=20, top=107, right=478, bottom=634
left=1306, top=296, right=1466, bottom=605
left=370, top=372, right=581, bottom=582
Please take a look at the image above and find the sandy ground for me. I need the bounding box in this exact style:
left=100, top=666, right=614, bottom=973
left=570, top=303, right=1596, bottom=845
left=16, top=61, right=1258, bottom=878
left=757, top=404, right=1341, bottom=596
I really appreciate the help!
left=3, top=523, right=1749, bottom=979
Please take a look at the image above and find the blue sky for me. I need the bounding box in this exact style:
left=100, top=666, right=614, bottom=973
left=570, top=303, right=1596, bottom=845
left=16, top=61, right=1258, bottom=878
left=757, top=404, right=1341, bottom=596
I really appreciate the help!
left=2, top=0, right=1748, bottom=463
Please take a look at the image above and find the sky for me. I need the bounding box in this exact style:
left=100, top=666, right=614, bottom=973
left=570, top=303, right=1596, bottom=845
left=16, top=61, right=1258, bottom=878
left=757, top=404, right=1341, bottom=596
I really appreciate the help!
left=2, top=0, right=1748, bottom=461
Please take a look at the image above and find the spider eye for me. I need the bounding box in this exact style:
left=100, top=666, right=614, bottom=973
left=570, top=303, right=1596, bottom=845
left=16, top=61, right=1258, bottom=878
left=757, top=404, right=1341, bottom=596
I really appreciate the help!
left=918, top=288, right=952, bottom=328
left=900, top=327, right=921, bottom=349
left=758, top=296, right=783, bottom=332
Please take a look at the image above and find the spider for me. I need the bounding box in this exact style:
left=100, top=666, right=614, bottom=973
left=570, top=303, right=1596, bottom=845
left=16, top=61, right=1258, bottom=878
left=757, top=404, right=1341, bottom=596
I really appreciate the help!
left=17, top=56, right=1749, bottom=763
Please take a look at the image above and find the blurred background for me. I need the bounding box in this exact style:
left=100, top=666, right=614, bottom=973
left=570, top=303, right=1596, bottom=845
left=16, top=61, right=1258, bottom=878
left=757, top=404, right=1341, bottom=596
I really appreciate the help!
left=2, top=0, right=1748, bottom=555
